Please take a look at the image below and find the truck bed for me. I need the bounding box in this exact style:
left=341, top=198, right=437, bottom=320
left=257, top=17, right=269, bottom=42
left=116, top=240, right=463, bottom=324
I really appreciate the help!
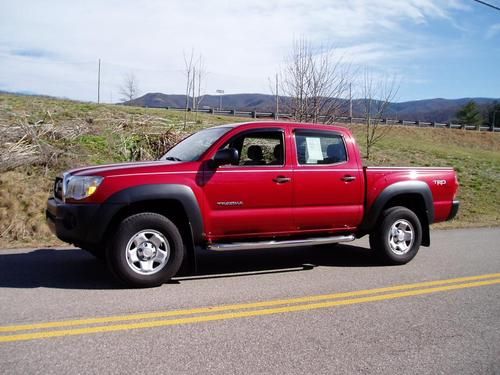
left=364, top=166, right=458, bottom=223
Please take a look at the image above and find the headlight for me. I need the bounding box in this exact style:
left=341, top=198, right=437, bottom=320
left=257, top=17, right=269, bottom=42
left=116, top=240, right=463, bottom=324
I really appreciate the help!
left=65, top=176, right=103, bottom=201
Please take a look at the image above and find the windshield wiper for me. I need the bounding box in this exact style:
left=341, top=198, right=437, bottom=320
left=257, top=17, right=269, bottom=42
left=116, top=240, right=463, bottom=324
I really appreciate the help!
left=164, top=156, right=183, bottom=162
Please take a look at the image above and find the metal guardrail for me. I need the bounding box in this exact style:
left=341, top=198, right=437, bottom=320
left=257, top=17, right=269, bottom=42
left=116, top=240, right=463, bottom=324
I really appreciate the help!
left=163, top=106, right=500, bottom=132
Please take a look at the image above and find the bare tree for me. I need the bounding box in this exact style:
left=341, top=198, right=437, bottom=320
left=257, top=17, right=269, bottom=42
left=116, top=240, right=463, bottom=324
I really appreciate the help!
left=360, top=69, right=399, bottom=159
left=183, top=50, right=195, bottom=129
left=281, top=39, right=312, bottom=122
left=120, top=72, right=139, bottom=103
left=280, top=38, right=351, bottom=123
left=183, top=51, right=206, bottom=127
left=194, top=57, right=206, bottom=121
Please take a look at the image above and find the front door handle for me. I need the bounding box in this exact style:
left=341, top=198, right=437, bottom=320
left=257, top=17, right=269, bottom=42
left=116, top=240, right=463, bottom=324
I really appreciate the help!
left=273, top=176, right=292, bottom=184
left=341, top=175, right=356, bottom=182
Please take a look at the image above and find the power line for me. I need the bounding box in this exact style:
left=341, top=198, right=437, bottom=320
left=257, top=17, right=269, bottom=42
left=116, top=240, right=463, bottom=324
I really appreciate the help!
left=471, top=0, right=500, bottom=12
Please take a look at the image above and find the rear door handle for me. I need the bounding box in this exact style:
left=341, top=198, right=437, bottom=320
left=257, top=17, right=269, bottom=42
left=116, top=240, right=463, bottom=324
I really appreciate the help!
left=341, top=175, right=356, bottom=182
left=273, top=176, right=292, bottom=184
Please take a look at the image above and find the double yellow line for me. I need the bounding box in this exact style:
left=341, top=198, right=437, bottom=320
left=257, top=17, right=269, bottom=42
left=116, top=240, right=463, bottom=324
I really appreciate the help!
left=1, top=273, right=499, bottom=343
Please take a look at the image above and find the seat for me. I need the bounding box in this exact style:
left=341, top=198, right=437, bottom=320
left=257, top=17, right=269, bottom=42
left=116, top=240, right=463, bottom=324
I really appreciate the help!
left=243, top=145, right=266, bottom=165
left=296, top=138, right=307, bottom=164
left=324, top=143, right=346, bottom=164
left=268, top=144, right=284, bottom=165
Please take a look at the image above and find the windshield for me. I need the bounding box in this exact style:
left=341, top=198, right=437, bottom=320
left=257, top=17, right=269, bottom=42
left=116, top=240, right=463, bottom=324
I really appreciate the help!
left=160, top=127, right=233, bottom=162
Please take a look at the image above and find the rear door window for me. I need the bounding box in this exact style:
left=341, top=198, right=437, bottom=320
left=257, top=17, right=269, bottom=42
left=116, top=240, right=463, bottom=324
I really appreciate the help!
left=295, top=130, right=347, bottom=165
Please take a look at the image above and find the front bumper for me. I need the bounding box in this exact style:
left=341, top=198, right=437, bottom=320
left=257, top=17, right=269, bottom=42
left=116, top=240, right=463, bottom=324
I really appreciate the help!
left=46, top=198, right=104, bottom=247
left=447, top=200, right=460, bottom=221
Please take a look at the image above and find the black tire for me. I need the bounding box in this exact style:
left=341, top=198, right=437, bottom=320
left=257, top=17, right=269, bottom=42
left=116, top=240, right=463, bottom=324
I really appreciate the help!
left=369, top=206, right=422, bottom=265
left=107, top=213, right=185, bottom=288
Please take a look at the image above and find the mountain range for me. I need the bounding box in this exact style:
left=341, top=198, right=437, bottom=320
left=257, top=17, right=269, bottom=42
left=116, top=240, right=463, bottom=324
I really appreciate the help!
left=128, top=93, right=499, bottom=123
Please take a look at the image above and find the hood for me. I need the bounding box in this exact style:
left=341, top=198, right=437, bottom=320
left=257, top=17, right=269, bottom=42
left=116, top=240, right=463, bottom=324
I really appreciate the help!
left=67, top=160, right=182, bottom=177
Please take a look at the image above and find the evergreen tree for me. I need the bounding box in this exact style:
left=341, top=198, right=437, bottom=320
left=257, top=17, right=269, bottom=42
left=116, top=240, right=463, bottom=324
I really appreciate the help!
left=456, top=101, right=483, bottom=129
left=487, top=101, right=500, bottom=129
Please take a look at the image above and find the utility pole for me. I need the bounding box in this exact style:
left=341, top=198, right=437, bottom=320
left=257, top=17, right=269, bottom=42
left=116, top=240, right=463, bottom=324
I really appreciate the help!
left=349, top=82, right=352, bottom=124
left=97, top=58, right=101, bottom=104
left=275, top=73, right=279, bottom=120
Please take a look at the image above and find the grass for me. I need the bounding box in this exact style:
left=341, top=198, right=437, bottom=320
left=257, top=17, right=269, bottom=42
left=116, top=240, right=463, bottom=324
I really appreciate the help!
left=0, top=93, right=499, bottom=248
left=0, top=168, right=55, bottom=245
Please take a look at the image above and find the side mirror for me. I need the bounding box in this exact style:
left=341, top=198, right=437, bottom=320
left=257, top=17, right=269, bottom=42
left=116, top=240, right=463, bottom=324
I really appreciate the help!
left=211, top=148, right=239, bottom=168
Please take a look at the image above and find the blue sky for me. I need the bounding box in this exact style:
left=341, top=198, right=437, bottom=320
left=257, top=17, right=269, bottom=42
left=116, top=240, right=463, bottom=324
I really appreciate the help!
left=0, top=0, right=499, bottom=102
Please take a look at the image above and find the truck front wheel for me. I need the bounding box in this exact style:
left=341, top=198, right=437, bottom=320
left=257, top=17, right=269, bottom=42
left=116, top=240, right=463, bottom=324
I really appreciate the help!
left=107, top=213, right=185, bottom=287
left=369, top=206, right=422, bottom=265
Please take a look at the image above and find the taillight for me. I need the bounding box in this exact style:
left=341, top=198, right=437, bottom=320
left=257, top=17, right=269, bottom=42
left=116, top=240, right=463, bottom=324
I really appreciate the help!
left=453, top=173, right=459, bottom=200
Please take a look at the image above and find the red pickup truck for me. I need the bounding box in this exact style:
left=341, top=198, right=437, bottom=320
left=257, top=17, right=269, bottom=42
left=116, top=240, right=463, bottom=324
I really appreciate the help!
left=46, top=121, right=459, bottom=287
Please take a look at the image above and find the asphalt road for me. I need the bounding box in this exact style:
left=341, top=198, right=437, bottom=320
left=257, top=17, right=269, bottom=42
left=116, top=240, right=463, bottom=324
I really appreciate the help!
left=0, top=227, right=499, bottom=374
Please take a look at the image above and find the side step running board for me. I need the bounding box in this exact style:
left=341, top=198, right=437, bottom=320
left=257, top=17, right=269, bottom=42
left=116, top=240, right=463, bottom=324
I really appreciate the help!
left=207, top=235, right=355, bottom=252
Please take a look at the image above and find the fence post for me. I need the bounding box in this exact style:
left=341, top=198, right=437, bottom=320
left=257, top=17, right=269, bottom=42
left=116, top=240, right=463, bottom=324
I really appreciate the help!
left=251, top=111, right=257, bottom=119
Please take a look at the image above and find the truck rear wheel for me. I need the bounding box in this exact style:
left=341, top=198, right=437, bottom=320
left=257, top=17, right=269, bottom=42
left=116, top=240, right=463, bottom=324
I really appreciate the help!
left=107, top=213, right=185, bottom=288
left=369, top=206, right=422, bottom=265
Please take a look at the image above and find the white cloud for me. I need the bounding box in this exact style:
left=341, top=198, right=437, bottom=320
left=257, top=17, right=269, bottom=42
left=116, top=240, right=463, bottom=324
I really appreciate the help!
left=0, top=0, right=466, bottom=102
left=486, top=23, right=500, bottom=39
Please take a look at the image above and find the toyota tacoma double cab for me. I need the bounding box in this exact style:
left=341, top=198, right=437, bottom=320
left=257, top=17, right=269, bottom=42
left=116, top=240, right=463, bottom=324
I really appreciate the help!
left=46, top=121, right=459, bottom=287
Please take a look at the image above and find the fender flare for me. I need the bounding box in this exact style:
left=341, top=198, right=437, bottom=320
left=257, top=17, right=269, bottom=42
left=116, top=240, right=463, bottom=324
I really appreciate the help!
left=100, top=184, right=204, bottom=246
left=360, top=180, right=434, bottom=233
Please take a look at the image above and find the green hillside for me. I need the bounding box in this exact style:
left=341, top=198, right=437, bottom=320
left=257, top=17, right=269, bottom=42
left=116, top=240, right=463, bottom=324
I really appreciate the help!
left=0, top=94, right=498, bottom=248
